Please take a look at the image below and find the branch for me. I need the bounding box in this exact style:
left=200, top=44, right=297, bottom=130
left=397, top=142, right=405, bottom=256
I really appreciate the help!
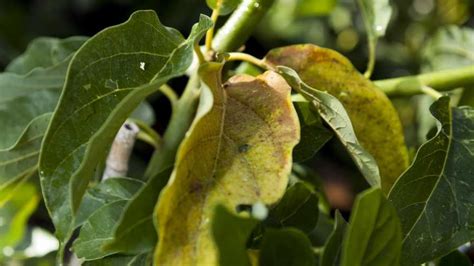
left=102, top=120, right=139, bottom=179
left=375, top=65, right=474, bottom=96
left=212, top=0, right=275, bottom=52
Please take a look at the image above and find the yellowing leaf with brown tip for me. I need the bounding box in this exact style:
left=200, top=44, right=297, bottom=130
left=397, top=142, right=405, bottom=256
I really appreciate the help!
left=154, top=62, right=300, bottom=265
left=265, top=44, right=409, bottom=193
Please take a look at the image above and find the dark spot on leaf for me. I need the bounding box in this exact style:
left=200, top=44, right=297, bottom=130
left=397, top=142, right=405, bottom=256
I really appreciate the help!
left=238, top=144, right=250, bottom=153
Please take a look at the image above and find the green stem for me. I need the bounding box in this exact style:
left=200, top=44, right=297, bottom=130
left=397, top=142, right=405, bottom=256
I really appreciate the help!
left=144, top=74, right=201, bottom=178
left=374, top=65, right=474, bottom=96
left=212, top=0, right=275, bottom=52
left=364, top=39, right=376, bottom=78
left=226, top=52, right=274, bottom=70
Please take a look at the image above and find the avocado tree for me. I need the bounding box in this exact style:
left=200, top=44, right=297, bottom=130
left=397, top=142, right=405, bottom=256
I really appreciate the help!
left=0, top=0, right=473, bottom=265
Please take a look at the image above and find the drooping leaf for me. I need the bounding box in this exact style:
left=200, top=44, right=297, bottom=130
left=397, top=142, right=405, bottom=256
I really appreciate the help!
left=292, top=98, right=333, bottom=162
left=38, top=10, right=212, bottom=249
left=212, top=204, right=259, bottom=266
left=259, top=228, right=316, bottom=266
left=6, top=36, right=87, bottom=75
left=266, top=44, right=408, bottom=192
left=265, top=182, right=319, bottom=233
left=0, top=182, right=39, bottom=256
left=320, top=211, right=347, bottom=266
left=83, top=253, right=149, bottom=266
left=277, top=66, right=381, bottom=188
left=73, top=201, right=128, bottom=260
left=439, top=250, right=471, bottom=266
left=341, top=188, right=402, bottom=266
left=0, top=113, right=51, bottom=189
left=103, top=168, right=172, bottom=254
left=206, top=0, right=241, bottom=15
left=388, top=97, right=474, bottom=265
left=154, top=63, right=300, bottom=265
left=75, top=177, right=144, bottom=228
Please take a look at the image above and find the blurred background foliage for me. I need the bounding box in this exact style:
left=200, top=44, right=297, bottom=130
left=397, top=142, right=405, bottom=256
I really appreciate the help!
left=0, top=0, right=472, bottom=263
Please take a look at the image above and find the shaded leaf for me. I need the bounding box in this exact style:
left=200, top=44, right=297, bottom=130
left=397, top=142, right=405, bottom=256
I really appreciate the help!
left=309, top=212, right=334, bottom=247
left=277, top=66, right=380, bottom=188
left=388, top=97, right=474, bottom=265
left=73, top=201, right=128, bottom=260
left=38, top=10, right=212, bottom=248
left=320, top=211, right=347, bottom=266
left=259, top=228, right=315, bottom=266
left=0, top=113, right=51, bottom=189
left=212, top=204, right=258, bottom=266
left=0, top=182, right=39, bottom=257
left=75, top=177, right=144, bottom=228
left=293, top=98, right=332, bottom=162
left=206, top=0, right=241, bottom=15
left=154, top=63, right=300, bottom=265
left=266, top=44, right=408, bottom=192
left=6, top=36, right=87, bottom=75
left=83, top=253, right=149, bottom=266
left=266, top=182, right=319, bottom=233
left=103, top=168, right=172, bottom=254
left=341, top=188, right=402, bottom=266
left=439, top=250, right=471, bottom=266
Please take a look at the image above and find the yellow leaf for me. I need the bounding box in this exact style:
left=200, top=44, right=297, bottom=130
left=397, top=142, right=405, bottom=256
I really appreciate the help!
left=265, top=44, right=409, bottom=193
left=154, top=62, right=300, bottom=265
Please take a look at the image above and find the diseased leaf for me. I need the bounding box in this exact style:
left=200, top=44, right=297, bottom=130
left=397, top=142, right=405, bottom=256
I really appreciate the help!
left=103, top=168, right=172, bottom=254
left=75, top=177, right=144, bottom=228
left=341, top=188, right=402, bottom=266
left=0, top=113, right=51, bottom=189
left=206, top=0, right=241, bottom=15
left=154, top=63, right=300, bottom=265
left=266, top=45, right=408, bottom=192
left=212, top=204, right=258, bottom=266
left=293, top=98, right=332, bottom=162
left=259, top=228, right=316, bottom=266
left=6, top=36, right=87, bottom=75
left=83, top=253, right=149, bottom=266
left=388, top=97, right=474, bottom=265
left=38, top=10, right=212, bottom=249
left=266, top=182, right=319, bottom=233
left=0, top=182, right=39, bottom=255
left=320, top=211, right=347, bottom=266
left=277, top=66, right=381, bottom=188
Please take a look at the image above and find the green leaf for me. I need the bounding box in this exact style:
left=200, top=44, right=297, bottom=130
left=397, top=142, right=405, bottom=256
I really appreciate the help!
left=265, top=45, right=408, bottom=193
left=154, top=63, right=300, bottom=265
left=103, top=168, right=172, bottom=254
left=308, top=211, right=334, bottom=247
left=83, top=253, right=149, bottom=266
left=75, top=177, right=144, bottom=228
left=266, top=182, right=319, bottom=233
left=439, top=250, right=471, bottom=266
left=73, top=200, right=128, bottom=260
left=0, top=113, right=51, bottom=189
left=295, top=0, right=337, bottom=17
left=6, top=36, right=87, bottom=75
left=277, top=66, right=381, bottom=188
left=388, top=97, right=474, bottom=265
left=292, top=98, right=332, bottom=162
left=212, top=204, right=259, bottom=266
left=259, top=228, right=316, bottom=266
left=341, top=188, right=402, bottom=266
left=357, top=0, right=392, bottom=75
left=0, top=182, right=39, bottom=258
left=38, top=10, right=212, bottom=249
left=320, top=211, right=347, bottom=266
left=206, top=0, right=241, bottom=15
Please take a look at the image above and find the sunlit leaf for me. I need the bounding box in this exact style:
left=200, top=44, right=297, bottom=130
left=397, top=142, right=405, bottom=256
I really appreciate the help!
left=38, top=11, right=212, bottom=252
left=154, top=63, right=300, bottom=265
left=389, top=97, right=474, bottom=265
left=266, top=45, right=408, bottom=192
